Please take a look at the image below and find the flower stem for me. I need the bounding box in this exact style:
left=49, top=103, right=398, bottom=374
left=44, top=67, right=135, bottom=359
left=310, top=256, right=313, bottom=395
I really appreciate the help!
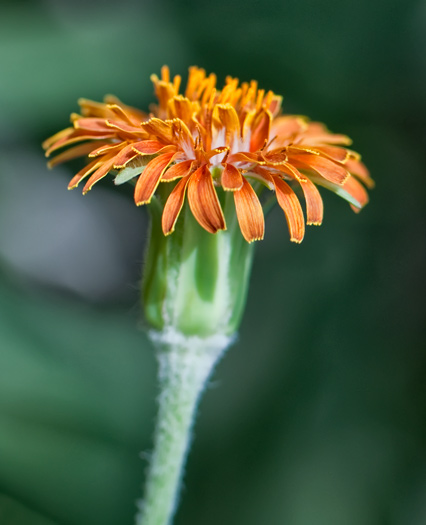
left=136, top=329, right=233, bottom=525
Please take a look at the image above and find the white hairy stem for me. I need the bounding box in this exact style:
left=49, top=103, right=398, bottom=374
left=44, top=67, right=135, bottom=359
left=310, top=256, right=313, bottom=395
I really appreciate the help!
left=136, top=328, right=234, bottom=525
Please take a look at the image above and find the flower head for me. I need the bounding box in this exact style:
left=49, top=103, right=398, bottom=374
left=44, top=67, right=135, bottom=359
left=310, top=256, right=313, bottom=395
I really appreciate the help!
left=43, top=66, right=373, bottom=243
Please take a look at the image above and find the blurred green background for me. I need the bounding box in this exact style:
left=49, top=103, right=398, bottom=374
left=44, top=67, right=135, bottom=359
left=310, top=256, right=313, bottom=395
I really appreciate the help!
left=1, top=0, right=425, bottom=524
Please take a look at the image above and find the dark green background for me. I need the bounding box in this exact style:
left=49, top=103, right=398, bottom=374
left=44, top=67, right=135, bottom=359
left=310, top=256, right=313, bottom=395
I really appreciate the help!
left=1, top=0, right=425, bottom=523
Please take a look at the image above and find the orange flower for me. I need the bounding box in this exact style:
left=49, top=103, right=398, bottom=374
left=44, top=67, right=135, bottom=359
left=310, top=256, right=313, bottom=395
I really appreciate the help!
left=43, top=66, right=373, bottom=243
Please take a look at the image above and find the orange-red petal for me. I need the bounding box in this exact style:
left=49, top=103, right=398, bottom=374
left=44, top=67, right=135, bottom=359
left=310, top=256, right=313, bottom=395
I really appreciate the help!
left=250, top=109, right=272, bottom=152
left=48, top=142, right=107, bottom=168
left=134, top=152, right=175, bottom=205
left=216, top=104, right=240, bottom=147
left=83, top=156, right=116, bottom=194
left=161, top=160, right=193, bottom=182
left=112, top=144, right=140, bottom=168
left=74, top=118, right=113, bottom=133
left=311, top=145, right=350, bottom=163
left=346, top=158, right=375, bottom=188
left=290, top=152, right=349, bottom=185
left=221, top=163, right=243, bottom=191
left=342, top=176, right=369, bottom=210
left=272, top=175, right=305, bottom=243
left=187, top=164, right=226, bottom=234
left=132, top=140, right=176, bottom=155
left=45, top=132, right=116, bottom=157
left=88, top=141, right=126, bottom=158
left=68, top=159, right=101, bottom=190
left=141, top=118, right=175, bottom=143
left=234, top=177, right=265, bottom=242
left=162, top=174, right=191, bottom=235
left=298, top=177, right=323, bottom=225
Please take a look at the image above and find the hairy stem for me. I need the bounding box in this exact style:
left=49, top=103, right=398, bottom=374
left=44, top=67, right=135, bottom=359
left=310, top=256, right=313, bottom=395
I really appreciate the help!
left=136, top=329, right=233, bottom=525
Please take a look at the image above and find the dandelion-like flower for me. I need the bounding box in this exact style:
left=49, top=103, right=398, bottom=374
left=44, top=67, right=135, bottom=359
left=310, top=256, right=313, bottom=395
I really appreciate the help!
left=43, top=66, right=373, bottom=243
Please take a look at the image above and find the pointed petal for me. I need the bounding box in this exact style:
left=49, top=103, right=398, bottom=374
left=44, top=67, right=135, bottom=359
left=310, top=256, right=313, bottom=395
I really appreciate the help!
left=298, top=178, right=324, bottom=225
left=82, top=156, right=116, bottom=194
left=134, top=153, right=175, bottom=205
left=187, top=164, right=226, bottom=234
left=162, top=160, right=193, bottom=182
left=234, top=178, right=265, bottom=242
left=162, top=175, right=191, bottom=235
left=290, top=153, right=349, bottom=185
left=272, top=175, right=305, bottom=243
left=221, top=163, right=243, bottom=191
left=48, top=142, right=107, bottom=168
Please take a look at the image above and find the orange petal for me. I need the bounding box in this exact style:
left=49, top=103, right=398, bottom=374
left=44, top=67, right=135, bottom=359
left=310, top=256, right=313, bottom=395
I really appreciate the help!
left=113, top=144, right=140, bottom=168
left=271, top=116, right=307, bottom=138
left=48, top=142, right=107, bottom=168
left=89, top=141, right=127, bottom=158
left=168, top=95, right=195, bottom=123
left=227, top=151, right=259, bottom=164
left=234, top=178, right=265, bottom=242
left=83, top=156, right=116, bottom=194
left=301, top=122, right=352, bottom=145
left=162, top=174, right=191, bottom=235
left=134, top=152, right=175, bottom=205
left=311, top=145, right=350, bottom=163
left=43, top=127, right=74, bottom=150
left=216, top=104, right=240, bottom=147
left=346, top=158, right=375, bottom=188
left=162, top=160, right=193, bottom=182
left=45, top=132, right=116, bottom=156
left=342, top=176, right=369, bottom=210
left=187, top=164, right=226, bottom=234
left=106, top=104, right=137, bottom=125
left=272, top=175, right=305, bottom=243
left=250, top=109, right=272, bottom=152
left=141, top=118, right=175, bottom=143
left=221, top=163, right=243, bottom=191
left=308, top=173, right=369, bottom=210
left=298, top=178, right=323, bottom=226
left=78, top=98, right=110, bottom=118
left=132, top=140, right=176, bottom=155
left=74, top=118, right=113, bottom=133
left=105, top=119, right=146, bottom=135
left=68, top=159, right=102, bottom=189
left=290, top=153, right=349, bottom=185
left=204, top=146, right=229, bottom=161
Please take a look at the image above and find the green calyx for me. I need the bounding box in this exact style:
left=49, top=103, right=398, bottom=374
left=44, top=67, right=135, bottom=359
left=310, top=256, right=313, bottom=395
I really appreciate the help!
left=142, top=186, right=255, bottom=337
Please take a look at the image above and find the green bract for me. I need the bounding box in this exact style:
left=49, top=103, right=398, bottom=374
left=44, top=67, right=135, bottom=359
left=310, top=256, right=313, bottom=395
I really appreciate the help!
left=143, top=187, right=255, bottom=337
